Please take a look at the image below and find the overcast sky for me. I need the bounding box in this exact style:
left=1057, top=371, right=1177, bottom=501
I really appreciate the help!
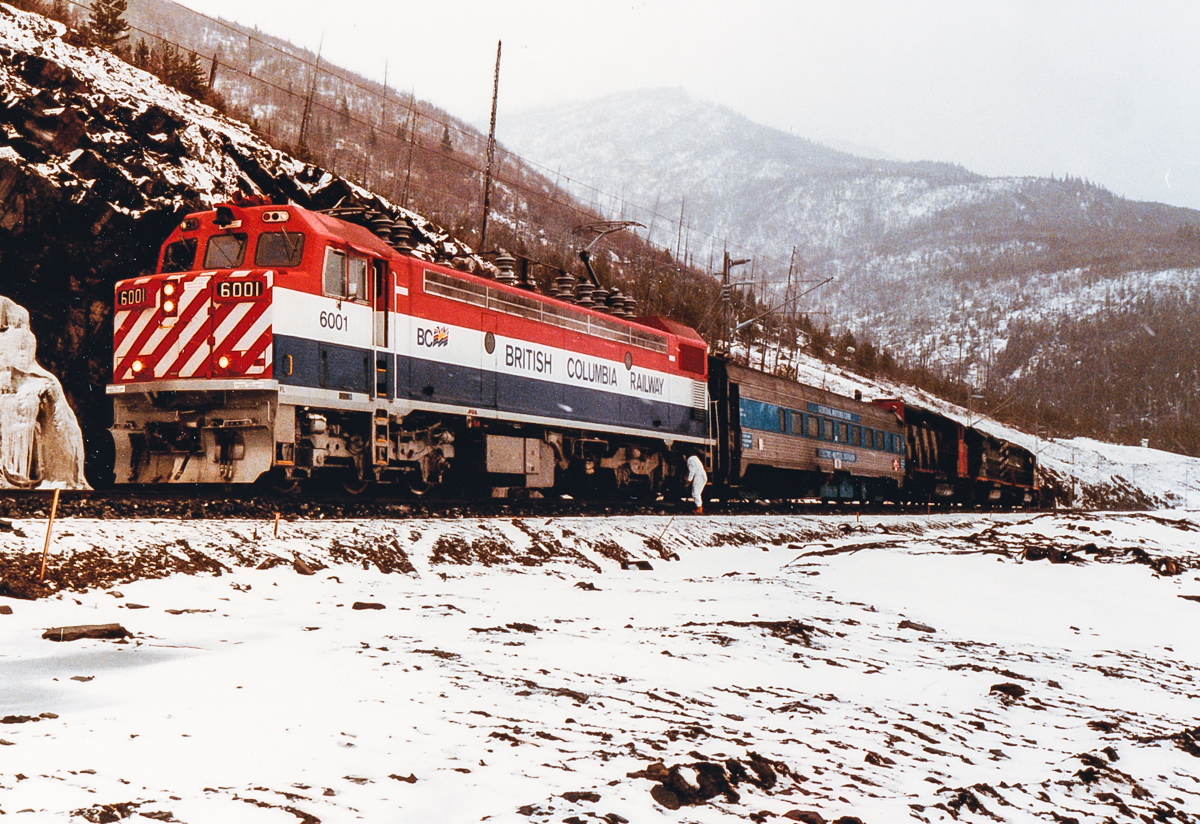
left=177, top=0, right=1200, bottom=212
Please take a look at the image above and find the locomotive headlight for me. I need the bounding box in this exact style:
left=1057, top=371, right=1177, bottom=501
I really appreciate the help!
left=161, top=281, right=180, bottom=316
left=132, top=360, right=144, bottom=373
left=218, top=355, right=231, bottom=369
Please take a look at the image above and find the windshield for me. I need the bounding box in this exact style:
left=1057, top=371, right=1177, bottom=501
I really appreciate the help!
left=204, top=234, right=248, bottom=269
left=161, top=239, right=197, bottom=274
left=255, top=232, right=305, bottom=267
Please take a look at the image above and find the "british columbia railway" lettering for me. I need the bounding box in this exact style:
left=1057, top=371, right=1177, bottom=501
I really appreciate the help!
left=630, top=370, right=664, bottom=395
left=506, top=344, right=552, bottom=373
left=566, top=357, right=618, bottom=386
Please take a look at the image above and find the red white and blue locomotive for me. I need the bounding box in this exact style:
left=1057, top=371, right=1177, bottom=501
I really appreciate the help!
left=108, top=196, right=1035, bottom=506
left=108, top=197, right=710, bottom=494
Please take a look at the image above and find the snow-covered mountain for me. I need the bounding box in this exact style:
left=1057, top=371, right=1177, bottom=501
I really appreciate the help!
left=502, top=89, right=1200, bottom=453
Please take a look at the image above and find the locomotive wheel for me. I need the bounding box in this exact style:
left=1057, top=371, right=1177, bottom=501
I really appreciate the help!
left=341, top=475, right=371, bottom=495
left=407, top=475, right=433, bottom=496
left=259, top=469, right=300, bottom=495
left=272, top=477, right=300, bottom=494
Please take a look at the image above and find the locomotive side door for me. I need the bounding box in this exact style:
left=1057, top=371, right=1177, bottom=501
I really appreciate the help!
left=481, top=312, right=498, bottom=409
left=372, top=259, right=391, bottom=398
left=392, top=261, right=411, bottom=402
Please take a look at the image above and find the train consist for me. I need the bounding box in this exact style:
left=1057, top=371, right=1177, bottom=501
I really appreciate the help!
left=107, top=197, right=1036, bottom=507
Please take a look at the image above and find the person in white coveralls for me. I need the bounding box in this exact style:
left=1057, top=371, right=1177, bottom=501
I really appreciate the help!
left=685, top=452, right=707, bottom=515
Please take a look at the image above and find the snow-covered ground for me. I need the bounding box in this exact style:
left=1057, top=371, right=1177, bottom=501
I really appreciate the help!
left=2, top=510, right=1198, bottom=823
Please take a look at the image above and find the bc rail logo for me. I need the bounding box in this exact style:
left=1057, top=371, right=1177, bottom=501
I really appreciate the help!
left=417, top=326, right=450, bottom=348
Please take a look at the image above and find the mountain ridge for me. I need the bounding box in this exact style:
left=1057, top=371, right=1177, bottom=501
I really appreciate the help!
left=501, top=88, right=1200, bottom=453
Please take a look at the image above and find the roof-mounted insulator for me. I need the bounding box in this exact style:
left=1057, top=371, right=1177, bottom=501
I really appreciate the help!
left=369, top=213, right=395, bottom=239
left=494, top=251, right=519, bottom=286
left=390, top=223, right=413, bottom=253
left=574, top=282, right=595, bottom=307
left=608, top=289, right=631, bottom=317
left=591, top=286, right=610, bottom=313
left=553, top=273, right=576, bottom=298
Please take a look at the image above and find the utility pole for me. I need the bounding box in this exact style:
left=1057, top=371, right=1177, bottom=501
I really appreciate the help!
left=721, top=250, right=749, bottom=354
left=381, top=60, right=388, bottom=129
left=400, top=92, right=416, bottom=208
left=480, top=40, right=502, bottom=251
left=297, top=34, right=323, bottom=155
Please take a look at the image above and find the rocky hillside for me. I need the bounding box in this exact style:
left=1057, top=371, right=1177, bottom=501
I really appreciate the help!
left=502, top=88, right=1200, bottom=453
left=0, top=5, right=475, bottom=483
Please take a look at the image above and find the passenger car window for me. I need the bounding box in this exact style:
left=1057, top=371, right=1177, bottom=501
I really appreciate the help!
left=204, top=234, right=247, bottom=269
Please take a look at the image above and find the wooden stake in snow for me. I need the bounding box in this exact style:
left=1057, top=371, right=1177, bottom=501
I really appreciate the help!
left=656, top=515, right=676, bottom=543
left=39, top=487, right=61, bottom=583
left=273, top=511, right=281, bottom=538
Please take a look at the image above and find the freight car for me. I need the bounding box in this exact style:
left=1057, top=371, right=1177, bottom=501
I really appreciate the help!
left=107, top=197, right=711, bottom=495
left=708, top=358, right=907, bottom=502
left=875, top=399, right=1037, bottom=506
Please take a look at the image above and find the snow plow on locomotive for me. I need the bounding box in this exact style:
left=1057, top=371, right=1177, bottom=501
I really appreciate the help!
left=107, top=197, right=711, bottom=496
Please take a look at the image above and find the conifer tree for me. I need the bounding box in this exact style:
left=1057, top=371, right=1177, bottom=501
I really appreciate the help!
left=132, top=38, right=151, bottom=71
left=175, top=50, right=207, bottom=98
left=88, top=0, right=129, bottom=52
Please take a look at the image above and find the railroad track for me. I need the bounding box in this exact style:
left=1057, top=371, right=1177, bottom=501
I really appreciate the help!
left=0, top=487, right=1027, bottom=521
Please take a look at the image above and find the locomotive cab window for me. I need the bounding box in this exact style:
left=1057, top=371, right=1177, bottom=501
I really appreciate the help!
left=255, top=231, right=305, bottom=267
left=161, top=238, right=197, bottom=274
left=323, top=248, right=368, bottom=300
left=324, top=248, right=346, bottom=296
left=204, top=233, right=248, bottom=269
left=347, top=256, right=368, bottom=300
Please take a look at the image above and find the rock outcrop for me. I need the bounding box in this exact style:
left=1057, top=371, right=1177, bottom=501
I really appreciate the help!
left=0, top=296, right=87, bottom=488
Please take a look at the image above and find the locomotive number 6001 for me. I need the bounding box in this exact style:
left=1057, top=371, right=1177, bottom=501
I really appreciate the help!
left=215, top=279, right=266, bottom=300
